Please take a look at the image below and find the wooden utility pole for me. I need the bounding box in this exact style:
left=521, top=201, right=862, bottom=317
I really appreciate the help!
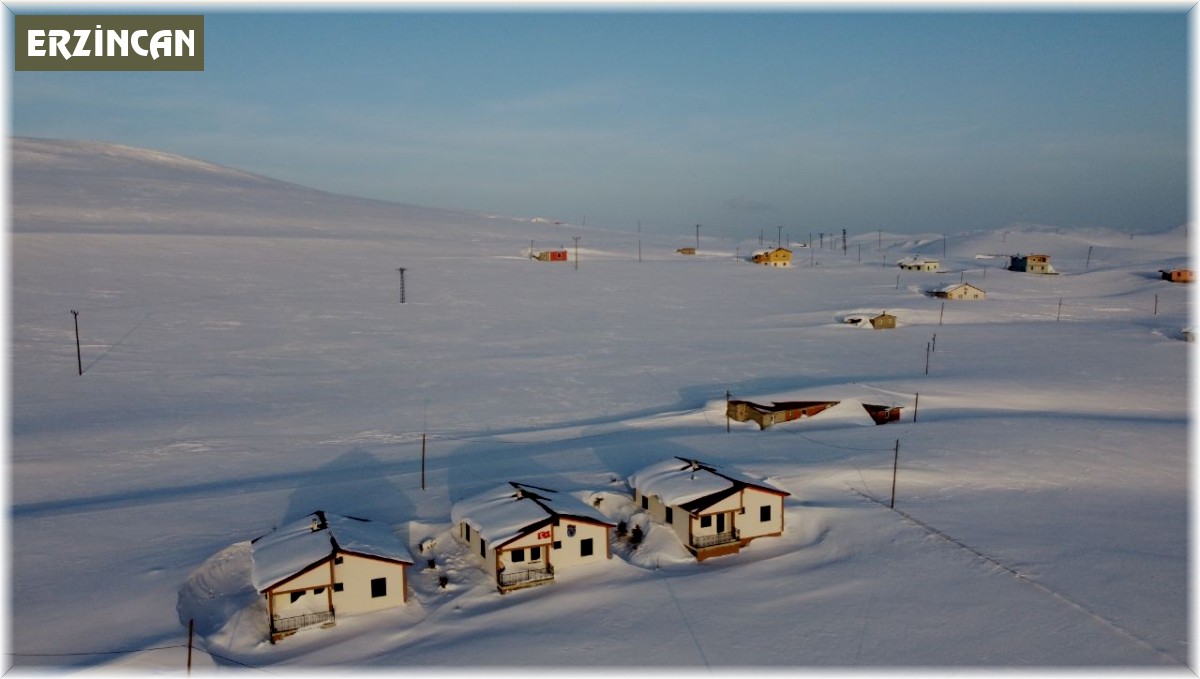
left=895, top=274, right=900, bottom=289
left=931, top=333, right=937, bottom=352
left=421, top=433, right=427, bottom=490
left=1086, top=246, right=1094, bottom=269
left=638, top=240, right=642, bottom=263
left=71, top=310, right=81, bottom=375
left=187, top=618, right=194, bottom=675
left=573, top=236, right=580, bottom=270
left=777, top=225, right=783, bottom=247
left=1057, top=298, right=1063, bottom=321
left=695, top=224, right=700, bottom=252
left=397, top=268, right=407, bottom=303
left=889, top=440, right=900, bottom=509
left=925, top=342, right=931, bottom=375
left=912, top=393, right=919, bottom=422
left=939, top=302, right=945, bottom=326
left=1154, top=294, right=1159, bottom=315
left=842, top=229, right=847, bottom=255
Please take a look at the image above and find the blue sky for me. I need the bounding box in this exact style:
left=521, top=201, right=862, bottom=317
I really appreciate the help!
left=10, top=8, right=1189, bottom=237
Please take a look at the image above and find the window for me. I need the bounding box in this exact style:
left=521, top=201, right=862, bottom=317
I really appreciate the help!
left=371, top=577, right=387, bottom=598
left=641, top=495, right=649, bottom=510
left=700, top=515, right=712, bottom=528
left=760, top=505, right=772, bottom=522
left=480, top=540, right=486, bottom=558
left=580, top=538, right=594, bottom=557
left=464, top=524, right=471, bottom=541
left=530, top=546, right=541, bottom=561
left=313, top=587, right=325, bottom=595
left=334, top=556, right=343, bottom=565
left=553, top=541, right=562, bottom=550
left=290, top=591, right=304, bottom=603
left=665, top=507, right=673, bottom=524
left=512, top=548, right=525, bottom=563
left=333, top=583, right=344, bottom=592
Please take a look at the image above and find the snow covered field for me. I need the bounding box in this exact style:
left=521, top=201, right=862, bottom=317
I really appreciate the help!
left=8, top=138, right=1192, bottom=671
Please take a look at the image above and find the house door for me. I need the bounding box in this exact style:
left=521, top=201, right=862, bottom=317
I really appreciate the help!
left=716, top=513, right=726, bottom=533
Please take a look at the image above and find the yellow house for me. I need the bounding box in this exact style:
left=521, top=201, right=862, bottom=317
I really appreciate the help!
left=932, top=282, right=986, bottom=300
left=751, top=247, right=792, bottom=267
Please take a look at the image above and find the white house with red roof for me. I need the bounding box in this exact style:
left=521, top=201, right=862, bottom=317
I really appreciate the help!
left=451, top=482, right=614, bottom=593
left=629, top=458, right=790, bottom=561
left=250, top=510, right=413, bottom=643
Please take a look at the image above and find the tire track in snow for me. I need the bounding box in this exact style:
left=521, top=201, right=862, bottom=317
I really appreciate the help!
left=849, top=488, right=1184, bottom=666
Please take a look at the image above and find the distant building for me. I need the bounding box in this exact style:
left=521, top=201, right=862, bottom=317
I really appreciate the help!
left=629, top=458, right=790, bottom=561
left=931, top=282, right=986, bottom=300
left=1160, top=268, right=1194, bottom=283
left=751, top=247, right=792, bottom=267
left=727, top=399, right=840, bottom=429
left=1008, top=254, right=1057, bottom=274
left=250, top=511, right=413, bottom=643
left=452, top=482, right=614, bottom=593
left=535, top=250, right=569, bottom=262
left=862, top=404, right=903, bottom=424
left=676, top=247, right=696, bottom=255
left=897, top=257, right=940, bottom=272
left=869, top=312, right=897, bottom=329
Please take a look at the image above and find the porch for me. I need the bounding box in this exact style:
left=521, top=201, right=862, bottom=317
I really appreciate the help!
left=688, top=529, right=742, bottom=561
left=270, top=610, right=335, bottom=643
left=498, top=565, right=555, bottom=593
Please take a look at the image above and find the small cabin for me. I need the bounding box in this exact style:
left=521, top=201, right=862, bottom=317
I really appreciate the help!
left=932, top=282, right=986, bottom=300
left=1008, top=254, right=1057, bottom=274
left=250, top=511, right=413, bottom=643
left=1160, top=268, right=1193, bottom=283
left=452, top=482, right=613, bottom=593
left=629, top=458, right=790, bottom=561
left=536, top=250, right=569, bottom=262
left=676, top=247, right=696, bottom=256
left=751, top=247, right=792, bottom=267
left=897, top=258, right=940, bottom=272
left=727, top=399, right=839, bottom=429
left=869, top=313, right=897, bottom=329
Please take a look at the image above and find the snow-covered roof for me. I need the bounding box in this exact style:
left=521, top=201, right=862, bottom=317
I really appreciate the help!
left=751, top=247, right=790, bottom=256
left=451, top=482, right=613, bottom=548
left=628, top=458, right=788, bottom=510
left=898, top=256, right=939, bottom=265
left=935, top=282, right=984, bottom=293
left=250, top=511, right=413, bottom=592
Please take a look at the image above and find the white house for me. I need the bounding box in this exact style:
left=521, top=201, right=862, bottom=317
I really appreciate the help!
left=451, top=482, right=614, bottom=593
left=897, top=257, right=940, bottom=272
left=250, top=510, right=413, bottom=643
left=628, top=458, right=790, bottom=561
left=931, top=282, right=986, bottom=300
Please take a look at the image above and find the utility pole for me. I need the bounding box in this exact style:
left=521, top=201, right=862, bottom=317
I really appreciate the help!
left=695, top=224, right=700, bottom=252
left=573, top=236, right=580, bottom=270
left=421, top=433, right=427, bottom=490
left=939, top=302, right=945, bottom=326
left=530, top=240, right=535, bottom=259
left=777, top=225, right=782, bottom=247
left=819, top=233, right=824, bottom=249
left=842, top=229, right=847, bottom=255
left=931, top=333, right=937, bottom=352
left=638, top=240, right=642, bottom=263
left=857, top=243, right=861, bottom=262
left=889, top=440, right=900, bottom=509
left=912, top=393, right=919, bottom=422
left=1086, top=246, right=1094, bottom=269
left=397, top=268, right=407, bottom=303
left=1057, top=298, right=1063, bottom=321
left=187, top=618, right=194, bottom=675
left=942, top=234, right=947, bottom=258
left=1154, top=294, right=1159, bottom=315
left=925, top=342, right=931, bottom=375
left=71, top=310, right=81, bottom=375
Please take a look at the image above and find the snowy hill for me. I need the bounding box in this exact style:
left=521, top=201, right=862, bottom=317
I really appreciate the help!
left=7, top=138, right=1191, bottom=672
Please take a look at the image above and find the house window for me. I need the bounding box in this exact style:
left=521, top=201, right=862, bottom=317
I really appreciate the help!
left=530, top=546, right=541, bottom=561
left=333, top=583, right=344, bottom=592
left=665, top=507, right=673, bottom=524
left=580, top=538, right=594, bottom=557
left=480, top=540, right=486, bottom=558
left=641, top=495, right=649, bottom=510
left=553, top=541, right=562, bottom=550
left=512, top=549, right=525, bottom=563
left=700, top=515, right=712, bottom=528
left=760, top=505, right=772, bottom=522
left=313, top=587, right=325, bottom=595
left=463, top=524, right=471, bottom=541
left=334, top=556, right=343, bottom=565
left=371, top=577, right=387, bottom=598
left=290, top=591, right=304, bottom=603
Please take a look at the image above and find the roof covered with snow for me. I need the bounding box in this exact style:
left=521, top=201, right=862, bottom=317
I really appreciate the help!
left=250, top=511, right=413, bottom=592
left=451, top=482, right=613, bottom=548
left=935, top=282, right=985, bottom=293
left=628, top=458, right=788, bottom=510
left=898, top=256, right=939, bottom=265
